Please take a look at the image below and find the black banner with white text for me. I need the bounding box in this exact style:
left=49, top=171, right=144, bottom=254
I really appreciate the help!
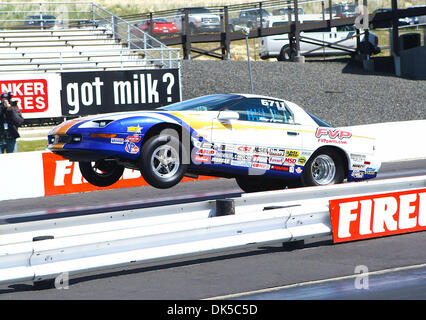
left=60, top=69, right=180, bottom=116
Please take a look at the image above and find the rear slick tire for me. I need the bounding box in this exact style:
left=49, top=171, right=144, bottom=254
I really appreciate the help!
left=79, top=160, right=124, bottom=187
left=301, top=149, right=345, bottom=186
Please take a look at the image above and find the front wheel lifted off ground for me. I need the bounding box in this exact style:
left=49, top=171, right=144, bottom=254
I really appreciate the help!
left=139, top=129, right=188, bottom=189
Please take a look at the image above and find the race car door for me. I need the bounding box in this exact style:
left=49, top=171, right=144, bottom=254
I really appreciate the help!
left=210, top=97, right=304, bottom=166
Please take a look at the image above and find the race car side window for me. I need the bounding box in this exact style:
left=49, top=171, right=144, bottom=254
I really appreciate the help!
left=223, top=98, right=293, bottom=124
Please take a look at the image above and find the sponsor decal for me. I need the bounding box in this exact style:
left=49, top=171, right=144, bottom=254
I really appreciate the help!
left=192, top=140, right=203, bottom=148
left=0, top=79, right=49, bottom=113
left=267, top=148, right=285, bottom=156
left=211, top=157, right=231, bottom=165
left=216, top=152, right=233, bottom=159
left=252, top=155, right=268, bottom=163
left=125, top=142, right=140, bottom=154
left=270, top=165, right=289, bottom=171
left=196, top=148, right=216, bottom=156
left=283, top=157, right=297, bottom=165
left=298, top=157, right=306, bottom=165
left=236, top=145, right=253, bottom=153
left=285, top=150, right=300, bottom=158
left=234, top=154, right=252, bottom=161
left=269, top=156, right=284, bottom=165
left=194, top=154, right=210, bottom=163
left=289, top=166, right=295, bottom=173
left=315, top=128, right=352, bottom=140
left=316, top=128, right=351, bottom=145
left=352, top=171, right=364, bottom=179
left=111, top=137, right=124, bottom=144
left=317, top=138, right=348, bottom=145
left=351, top=154, right=366, bottom=163
left=352, top=163, right=366, bottom=169
left=125, top=135, right=141, bottom=143
left=329, top=188, right=426, bottom=243
left=365, top=167, right=376, bottom=175
left=218, top=144, right=234, bottom=153
left=201, top=142, right=214, bottom=149
left=252, top=162, right=270, bottom=170
left=295, top=167, right=302, bottom=174
left=254, top=146, right=269, bottom=155
left=127, top=125, right=142, bottom=133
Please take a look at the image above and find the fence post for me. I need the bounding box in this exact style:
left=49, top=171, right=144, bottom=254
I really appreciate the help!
left=391, top=0, right=399, bottom=56
left=293, top=0, right=303, bottom=62
left=149, top=12, right=153, bottom=35
left=183, top=8, right=191, bottom=60
left=355, top=0, right=361, bottom=50
left=259, top=1, right=263, bottom=33
left=221, top=6, right=231, bottom=60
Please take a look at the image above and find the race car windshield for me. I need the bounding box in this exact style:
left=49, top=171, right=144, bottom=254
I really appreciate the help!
left=158, top=94, right=245, bottom=111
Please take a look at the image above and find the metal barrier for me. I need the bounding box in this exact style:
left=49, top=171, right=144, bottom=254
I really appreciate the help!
left=119, top=0, right=426, bottom=60
left=1, top=175, right=425, bottom=285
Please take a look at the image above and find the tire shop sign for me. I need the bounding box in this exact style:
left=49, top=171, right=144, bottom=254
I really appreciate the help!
left=61, top=69, right=180, bottom=116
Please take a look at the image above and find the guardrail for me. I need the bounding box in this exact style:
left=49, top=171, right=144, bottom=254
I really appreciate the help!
left=1, top=175, right=425, bottom=285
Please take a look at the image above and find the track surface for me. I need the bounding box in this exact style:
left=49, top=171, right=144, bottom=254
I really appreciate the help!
left=0, top=159, right=426, bottom=300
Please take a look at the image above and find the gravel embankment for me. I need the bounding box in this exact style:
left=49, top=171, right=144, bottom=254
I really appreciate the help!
left=180, top=59, right=426, bottom=127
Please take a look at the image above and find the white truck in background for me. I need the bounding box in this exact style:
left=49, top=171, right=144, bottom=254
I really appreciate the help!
left=259, top=14, right=380, bottom=61
left=173, top=7, right=221, bottom=34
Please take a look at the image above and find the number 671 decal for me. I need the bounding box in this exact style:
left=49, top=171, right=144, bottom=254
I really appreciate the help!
left=261, top=99, right=287, bottom=111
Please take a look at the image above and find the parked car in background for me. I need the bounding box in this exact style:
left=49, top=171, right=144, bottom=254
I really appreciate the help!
left=408, top=5, right=426, bottom=24
left=272, top=7, right=305, bottom=16
left=260, top=15, right=380, bottom=60
left=371, top=8, right=419, bottom=29
left=24, top=14, right=59, bottom=28
left=325, top=2, right=357, bottom=18
left=173, top=7, right=221, bottom=34
left=132, top=18, right=178, bottom=36
left=230, top=8, right=271, bottom=30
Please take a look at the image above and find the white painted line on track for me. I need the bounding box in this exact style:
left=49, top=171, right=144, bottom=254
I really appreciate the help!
left=205, top=262, right=426, bottom=300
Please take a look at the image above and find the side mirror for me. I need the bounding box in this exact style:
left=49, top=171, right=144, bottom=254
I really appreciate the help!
left=217, top=111, right=239, bottom=122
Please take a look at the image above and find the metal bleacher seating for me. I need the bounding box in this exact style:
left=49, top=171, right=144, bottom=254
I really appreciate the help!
left=0, top=25, right=161, bottom=73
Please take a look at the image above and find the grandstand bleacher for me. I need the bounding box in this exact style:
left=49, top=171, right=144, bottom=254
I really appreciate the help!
left=0, top=3, right=180, bottom=73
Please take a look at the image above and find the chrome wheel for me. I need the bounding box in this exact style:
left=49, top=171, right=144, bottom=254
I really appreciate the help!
left=151, top=144, right=180, bottom=179
left=311, top=154, right=336, bottom=185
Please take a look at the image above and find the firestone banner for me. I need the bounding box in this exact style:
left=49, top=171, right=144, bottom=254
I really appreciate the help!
left=329, top=188, right=426, bottom=243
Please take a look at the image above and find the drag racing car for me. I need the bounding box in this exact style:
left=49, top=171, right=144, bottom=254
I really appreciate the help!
left=47, top=94, right=381, bottom=192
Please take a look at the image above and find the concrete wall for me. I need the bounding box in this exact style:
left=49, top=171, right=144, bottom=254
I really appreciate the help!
left=400, top=43, right=426, bottom=80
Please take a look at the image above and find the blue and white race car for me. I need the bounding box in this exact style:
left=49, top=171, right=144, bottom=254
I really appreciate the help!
left=48, top=94, right=381, bottom=192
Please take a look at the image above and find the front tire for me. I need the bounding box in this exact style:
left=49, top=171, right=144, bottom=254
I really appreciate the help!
left=79, top=160, right=124, bottom=187
left=139, top=129, right=188, bottom=189
left=301, top=149, right=345, bottom=186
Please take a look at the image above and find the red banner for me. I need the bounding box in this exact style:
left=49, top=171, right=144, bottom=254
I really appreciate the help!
left=42, top=152, right=215, bottom=196
left=329, top=188, right=426, bottom=243
left=0, top=79, right=49, bottom=113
